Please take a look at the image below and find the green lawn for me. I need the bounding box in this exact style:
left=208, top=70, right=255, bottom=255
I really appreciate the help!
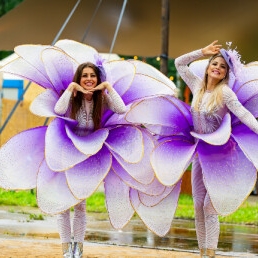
left=0, top=189, right=257, bottom=225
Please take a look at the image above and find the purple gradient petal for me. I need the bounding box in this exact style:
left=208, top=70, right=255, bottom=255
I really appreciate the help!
left=0, top=127, right=46, bottom=189
left=112, top=130, right=155, bottom=184
left=234, top=80, right=258, bottom=104
left=103, top=61, right=135, bottom=96
left=198, top=139, right=256, bottom=215
left=66, top=145, right=112, bottom=199
left=14, top=44, right=52, bottom=77
left=138, top=185, right=174, bottom=207
left=232, top=123, right=258, bottom=169
left=112, top=158, right=165, bottom=195
left=128, top=60, right=176, bottom=92
left=130, top=180, right=182, bottom=237
left=37, top=160, right=80, bottom=215
left=45, top=118, right=87, bottom=171
left=104, top=169, right=135, bottom=229
left=42, top=48, right=79, bottom=93
left=65, top=126, right=109, bottom=155
left=126, top=96, right=192, bottom=136
left=54, top=39, right=99, bottom=64
left=0, top=57, right=53, bottom=89
left=105, top=125, right=143, bottom=163
left=30, top=89, right=59, bottom=117
left=191, top=113, right=231, bottom=145
left=151, top=136, right=197, bottom=186
left=122, top=74, right=175, bottom=104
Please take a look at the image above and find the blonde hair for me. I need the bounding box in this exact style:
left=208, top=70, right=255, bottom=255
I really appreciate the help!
left=193, top=53, right=229, bottom=112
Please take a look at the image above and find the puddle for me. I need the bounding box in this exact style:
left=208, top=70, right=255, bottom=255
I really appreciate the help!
left=0, top=206, right=257, bottom=256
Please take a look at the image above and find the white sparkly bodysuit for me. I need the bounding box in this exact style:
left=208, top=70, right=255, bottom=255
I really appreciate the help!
left=175, top=49, right=258, bottom=250
left=54, top=87, right=126, bottom=244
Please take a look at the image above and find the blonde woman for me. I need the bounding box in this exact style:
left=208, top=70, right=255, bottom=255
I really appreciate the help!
left=175, top=41, right=258, bottom=258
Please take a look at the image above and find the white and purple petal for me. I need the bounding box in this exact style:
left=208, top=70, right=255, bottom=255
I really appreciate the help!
left=104, top=169, right=135, bottom=229
left=151, top=136, right=197, bottom=186
left=112, top=130, right=155, bottom=185
left=45, top=118, right=87, bottom=171
left=198, top=139, right=256, bottom=215
left=65, top=126, right=109, bottom=156
left=232, top=123, right=258, bottom=169
left=37, top=160, right=80, bottom=214
left=105, top=125, right=143, bottom=163
left=66, top=145, right=112, bottom=199
left=130, top=180, right=182, bottom=237
left=0, top=127, right=46, bottom=189
left=191, top=113, right=231, bottom=145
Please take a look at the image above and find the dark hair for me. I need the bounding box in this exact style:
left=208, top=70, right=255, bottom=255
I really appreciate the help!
left=70, top=62, right=103, bottom=130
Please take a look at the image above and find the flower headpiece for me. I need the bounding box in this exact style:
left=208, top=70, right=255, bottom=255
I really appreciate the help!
left=220, top=42, right=244, bottom=79
left=95, top=53, right=107, bottom=82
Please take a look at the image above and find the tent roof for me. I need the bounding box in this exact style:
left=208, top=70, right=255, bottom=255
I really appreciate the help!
left=1, top=0, right=258, bottom=62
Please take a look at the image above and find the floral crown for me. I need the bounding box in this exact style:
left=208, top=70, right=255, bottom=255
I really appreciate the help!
left=94, top=53, right=107, bottom=82
left=220, top=42, right=244, bottom=79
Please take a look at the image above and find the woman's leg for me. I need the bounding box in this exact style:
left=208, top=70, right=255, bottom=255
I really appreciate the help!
left=192, top=157, right=207, bottom=251
left=73, top=200, right=86, bottom=258
left=73, top=200, right=86, bottom=242
left=57, top=209, right=72, bottom=243
left=56, top=209, right=72, bottom=257
left=204, top=194, right=219, bottom=250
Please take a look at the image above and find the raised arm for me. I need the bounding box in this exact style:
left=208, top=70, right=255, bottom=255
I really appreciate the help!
left=223, top=86, right=258, bottom=134
left=175, top=40, right=222, bottom=93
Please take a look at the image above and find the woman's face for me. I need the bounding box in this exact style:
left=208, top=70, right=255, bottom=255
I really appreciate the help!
left=207, top=57, right=228, bottom=82
left=80, top=67, right=98, bottom=90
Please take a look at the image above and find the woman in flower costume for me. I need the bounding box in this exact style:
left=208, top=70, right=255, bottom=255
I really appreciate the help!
left=0, top=40, right=178, bottom=257
left=126, top=41, right=258, bottom=257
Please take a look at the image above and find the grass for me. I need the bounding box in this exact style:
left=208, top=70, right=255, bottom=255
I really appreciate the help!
left=0, top=189, right=257, bottom=226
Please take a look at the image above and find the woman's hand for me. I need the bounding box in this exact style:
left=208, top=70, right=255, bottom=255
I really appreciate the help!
left=68, top=82, right=91, bottom=97
left=202, top=40, right=222, bottom=56
left=90, top=81, right=113, bottom=92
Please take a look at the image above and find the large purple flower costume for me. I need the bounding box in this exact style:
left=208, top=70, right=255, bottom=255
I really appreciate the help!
left=126, top=47, right=258, bottom=216
left=0, top=40, right=178, bottom=236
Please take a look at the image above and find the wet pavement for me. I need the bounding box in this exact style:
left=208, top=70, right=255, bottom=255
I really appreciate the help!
left=0, top=199, right=257, bottom=257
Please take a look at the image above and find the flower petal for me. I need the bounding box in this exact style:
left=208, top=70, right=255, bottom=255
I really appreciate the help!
left=0, top=127, right=46, bottom=189
left=104, top=169, right=135, bottom=229
left=66, top=145, right=112, bottom=199
left=138, top=186, right=174, bottom=207
left=128, top=60, right=176, bottom=92
left=198, top=139, right=256, bottom=215
left=45, top=118, right=87, bottom=171
left=122, top=74, right=176, bottom=104
left=54, top=39, right=99, bottom=64
left=103, top=60, right=135, bottom=97
left=151, top=136, right=197, bottom=186
left=112, top=158, right=165, bottom=195
left=37, top=160, right=80, bottom=214
left=0, top=56, right=53, bottom=89
left=105, top=125, right=143, bottom=163
left=126, top=96, right=192, bottom=136
left=232, top=123, right=258, bottom=169
left=41, top=47, right=79, bottom=93
left=190, top=113, right=231, bottom=145
left=65, top=126, right=109, bottom=155
left=130, top=180, right=181, bottom=237
left=112, top=130, right=155, bottom=184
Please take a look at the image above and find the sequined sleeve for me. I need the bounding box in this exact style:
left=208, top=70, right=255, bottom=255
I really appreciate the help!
left=175, top=49, right=204, bottom=94
left=54, top=89, right=72, bottom=115
left=104, top=88, right=127, bottom=114
left=223, top=86, right=258, bottom=134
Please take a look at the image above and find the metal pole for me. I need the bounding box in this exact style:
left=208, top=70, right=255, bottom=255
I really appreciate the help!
left=160, top=0, right=169, bottom=75
left=109, top=0, right=127, bottom=56
left=0, top=0, right=82, bottom=133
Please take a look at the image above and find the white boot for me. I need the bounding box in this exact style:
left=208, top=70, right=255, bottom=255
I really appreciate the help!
left=61, top=242, right=73, bottom=258
left=73, top=242, right=83, bottom=258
